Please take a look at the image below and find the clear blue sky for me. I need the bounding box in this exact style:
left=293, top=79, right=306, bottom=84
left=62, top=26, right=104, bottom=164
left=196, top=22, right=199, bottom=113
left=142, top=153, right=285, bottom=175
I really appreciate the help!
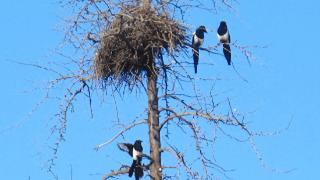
left=1, top=0, right=320, bottom=179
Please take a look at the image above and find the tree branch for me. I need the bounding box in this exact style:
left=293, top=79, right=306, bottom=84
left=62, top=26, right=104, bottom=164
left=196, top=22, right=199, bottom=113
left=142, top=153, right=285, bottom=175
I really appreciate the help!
left=95, top=119, right=148, bottom=150
left=159, top=107, right=234, bottom=130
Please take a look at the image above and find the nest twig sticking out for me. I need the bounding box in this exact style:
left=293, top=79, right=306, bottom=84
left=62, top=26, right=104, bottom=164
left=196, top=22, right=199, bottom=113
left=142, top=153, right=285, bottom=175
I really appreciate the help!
left=95, top=6, right=187, bottom=89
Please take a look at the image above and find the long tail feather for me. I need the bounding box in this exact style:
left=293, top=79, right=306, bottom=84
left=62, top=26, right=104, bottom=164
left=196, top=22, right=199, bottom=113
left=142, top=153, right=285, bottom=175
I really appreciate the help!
left=193, top=47, right=199, bottom=73
left=223, top=44, right=231, bottom=65
left=134, top=161, right=143, bottom=180
left=128, top=160, right=136, bottom=177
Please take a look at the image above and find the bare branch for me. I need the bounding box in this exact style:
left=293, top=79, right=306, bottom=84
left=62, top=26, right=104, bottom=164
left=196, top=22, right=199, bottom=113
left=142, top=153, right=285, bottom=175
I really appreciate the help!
left=102, top=153, right=153, bottom=180
left=161, top=147, right=195, bottom=178
left=159, top=107, right=235, bottom=130
left=102, top=166, right=130, bottom=180
left=95, top=119, right=148, bottom=150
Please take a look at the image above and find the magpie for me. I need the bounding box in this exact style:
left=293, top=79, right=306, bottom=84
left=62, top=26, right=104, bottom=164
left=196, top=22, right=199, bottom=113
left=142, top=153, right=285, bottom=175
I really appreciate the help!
left=192, top=25, right=207, bottom=73
left=120, top=140, right=144, bottom=180
left=217, top=21, right=231, bottom=65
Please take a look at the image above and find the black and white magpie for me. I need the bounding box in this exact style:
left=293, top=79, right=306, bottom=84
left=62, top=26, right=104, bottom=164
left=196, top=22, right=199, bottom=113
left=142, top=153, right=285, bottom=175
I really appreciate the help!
left=120, top=140, right=143, bottom=180
left=217, top=21, right=231, bottom=65
left=192, top=25, right=207, bottom=73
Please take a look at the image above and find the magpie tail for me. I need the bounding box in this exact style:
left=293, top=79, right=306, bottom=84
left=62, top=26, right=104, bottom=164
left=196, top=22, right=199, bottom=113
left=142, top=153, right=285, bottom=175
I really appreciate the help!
left=128, top=160, right=136, bottom=177
left=134, top=161, right=143, bottom=180
left=223, top=43, right=231, bottom=65
left=193, top=47, right=199, bottom=73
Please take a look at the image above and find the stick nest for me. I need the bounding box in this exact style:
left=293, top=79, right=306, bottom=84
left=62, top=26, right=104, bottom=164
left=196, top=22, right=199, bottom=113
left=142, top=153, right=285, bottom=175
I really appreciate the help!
left=95, top=6, right=187, bottom=88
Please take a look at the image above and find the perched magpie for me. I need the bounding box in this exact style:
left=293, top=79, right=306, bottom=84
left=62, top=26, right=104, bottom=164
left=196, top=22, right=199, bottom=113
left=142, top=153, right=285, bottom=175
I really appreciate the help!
left=120, top=140, right=143, bottom=180
left=192, top=25, right=207, bottom=73
left=217, top=21, right=231, bottom=65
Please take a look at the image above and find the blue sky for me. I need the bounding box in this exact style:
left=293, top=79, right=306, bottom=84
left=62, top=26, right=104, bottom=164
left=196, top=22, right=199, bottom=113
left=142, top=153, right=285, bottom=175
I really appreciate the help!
left=1, top=0, right=320, bottom=179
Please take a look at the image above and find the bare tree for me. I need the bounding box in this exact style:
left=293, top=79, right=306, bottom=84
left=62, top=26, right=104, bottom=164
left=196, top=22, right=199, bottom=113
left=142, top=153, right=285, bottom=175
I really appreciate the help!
left=37, top=0, right=286, bottom=179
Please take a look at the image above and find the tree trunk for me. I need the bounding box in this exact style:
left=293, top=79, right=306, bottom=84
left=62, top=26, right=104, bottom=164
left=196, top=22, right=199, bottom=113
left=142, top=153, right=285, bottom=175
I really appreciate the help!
left=143, top=0, right=161, bottom=179
left=147, top=73, right=162, bottom=180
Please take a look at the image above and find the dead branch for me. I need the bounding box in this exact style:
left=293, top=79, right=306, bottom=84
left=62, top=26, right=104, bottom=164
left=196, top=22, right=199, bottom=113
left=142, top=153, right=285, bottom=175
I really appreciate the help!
left=95, top=119, right=148, bottom=150
left=161, top=147, right=195, bottom=178
left=159, top=108, right=239, bottom=130
left=102, top=153, right=153, bottom=179
left=102, top=166, right=130, bottom=180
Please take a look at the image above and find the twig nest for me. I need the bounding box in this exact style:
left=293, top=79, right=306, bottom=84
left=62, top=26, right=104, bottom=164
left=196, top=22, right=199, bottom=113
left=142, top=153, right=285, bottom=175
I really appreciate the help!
left=95, top=6, right=187, bottom=88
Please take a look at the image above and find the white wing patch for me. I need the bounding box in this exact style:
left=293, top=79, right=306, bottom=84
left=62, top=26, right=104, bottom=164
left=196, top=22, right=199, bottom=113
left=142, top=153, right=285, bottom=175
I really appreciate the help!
left=193, top=34, right=204, bottom=46
left=217, top=31, right=229, bottom=43
left=133, top=148, right=142, bottom=160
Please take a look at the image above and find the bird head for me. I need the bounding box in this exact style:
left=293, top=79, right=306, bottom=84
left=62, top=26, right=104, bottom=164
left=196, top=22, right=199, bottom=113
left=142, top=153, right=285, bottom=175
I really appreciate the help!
left=135, top=139, right=143, bottom=145
left=198, top=25, right=207, bottom=33
left=219, top=21, right=227, bottom=29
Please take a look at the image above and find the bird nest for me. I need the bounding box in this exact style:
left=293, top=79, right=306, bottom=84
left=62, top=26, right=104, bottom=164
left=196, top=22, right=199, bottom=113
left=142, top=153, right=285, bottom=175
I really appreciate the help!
left=95, top=6, right=187, bottom=89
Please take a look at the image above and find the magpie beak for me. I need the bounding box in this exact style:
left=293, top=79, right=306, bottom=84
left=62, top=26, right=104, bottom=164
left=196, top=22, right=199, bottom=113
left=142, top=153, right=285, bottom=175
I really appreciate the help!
left=127, top=140, right=143, bottom=180
left=217, top=21, right=231, bottom=65
left=192, top=25, right=207, bottom=73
